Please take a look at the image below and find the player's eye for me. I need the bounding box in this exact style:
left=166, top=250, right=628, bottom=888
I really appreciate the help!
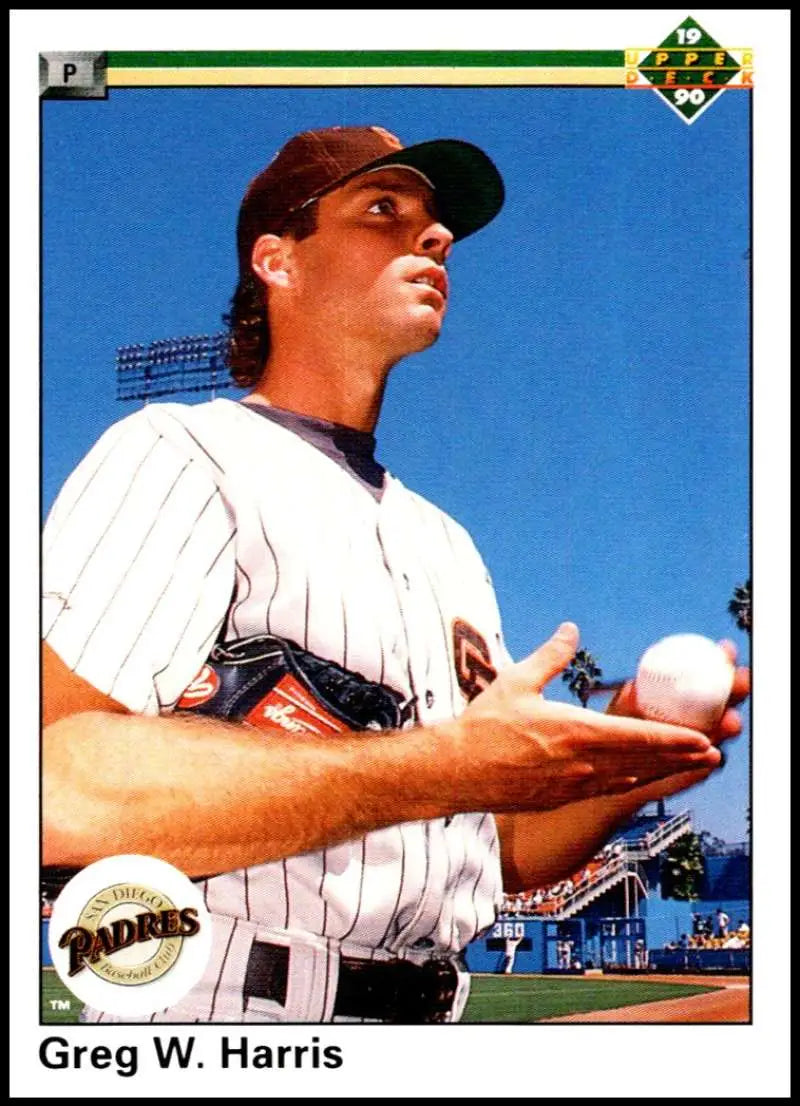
left=366, top=196, right=398, bottom=216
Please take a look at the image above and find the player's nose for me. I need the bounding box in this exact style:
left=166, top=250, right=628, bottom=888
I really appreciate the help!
left=414, top=219, right=454, bottom=264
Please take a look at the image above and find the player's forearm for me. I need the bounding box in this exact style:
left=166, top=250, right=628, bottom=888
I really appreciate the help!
left=495, top=795, right=643, bottom=891
left=495, top=763, right=716, bottom=890
left=42, top=709, right=464, bottom=874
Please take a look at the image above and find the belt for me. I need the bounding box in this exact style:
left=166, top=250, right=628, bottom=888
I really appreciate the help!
left=243, top=940, right=458, bottom=1023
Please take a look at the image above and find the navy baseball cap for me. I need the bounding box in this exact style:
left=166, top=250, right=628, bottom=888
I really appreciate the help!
left=237, top=125, right=505, bottom=271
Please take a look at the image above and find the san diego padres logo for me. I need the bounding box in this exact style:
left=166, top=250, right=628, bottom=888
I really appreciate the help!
left=48, top=855, right=212, bottom=1016
left=59, top=883, right=200, bottom=983
left=452, top=618, right=497, bottom=702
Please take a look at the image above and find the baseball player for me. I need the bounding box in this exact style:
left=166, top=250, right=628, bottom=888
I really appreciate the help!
left=42, top=125, right=749, bottom=1023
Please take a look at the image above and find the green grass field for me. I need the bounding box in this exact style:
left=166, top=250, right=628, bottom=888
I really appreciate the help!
left=42, top=967, right=720, bottom=1025
left=461, top=973, right=721, bottom=1023
left=42, top=968, right=82, bottom=1023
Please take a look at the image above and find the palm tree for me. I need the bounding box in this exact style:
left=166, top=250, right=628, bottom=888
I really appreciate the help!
left=562, top=648, right=603, bottom=707
left=728, top=579, right=751, bottom=634
left=660, top=831, right=705, bottom=900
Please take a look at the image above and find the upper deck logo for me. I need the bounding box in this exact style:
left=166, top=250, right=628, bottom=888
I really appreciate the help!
left=48, top=854, right=212, bottom=1017
left=626, top=16, right=753, bottom=124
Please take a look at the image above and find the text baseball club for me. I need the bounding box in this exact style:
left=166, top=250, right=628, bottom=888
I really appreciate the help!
left=39, top=1035, right=345, bottom=1077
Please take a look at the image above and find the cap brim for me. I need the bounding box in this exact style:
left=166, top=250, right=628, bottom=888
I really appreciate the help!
left=357, top=138, right=505, bottom=241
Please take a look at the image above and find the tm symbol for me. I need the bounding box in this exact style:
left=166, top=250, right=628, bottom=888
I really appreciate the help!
left=50, top=999, right=71, bottom=1011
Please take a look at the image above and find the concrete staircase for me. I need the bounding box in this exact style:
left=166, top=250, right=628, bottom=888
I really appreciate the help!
left=624, top=810, right=693, bottom=860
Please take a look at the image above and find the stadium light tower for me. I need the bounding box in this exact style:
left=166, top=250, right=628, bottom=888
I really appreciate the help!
left=116, top=331, right=238, bottom=403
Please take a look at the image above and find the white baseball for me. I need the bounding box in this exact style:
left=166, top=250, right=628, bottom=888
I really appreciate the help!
left=635, top=634, right=734, bottom=731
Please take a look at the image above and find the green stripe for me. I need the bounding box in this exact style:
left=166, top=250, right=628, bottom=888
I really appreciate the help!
left=107, top=49, right=623, bottom=69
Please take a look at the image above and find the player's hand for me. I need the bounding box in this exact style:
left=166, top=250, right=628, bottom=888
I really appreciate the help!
left=448, top=622, right=723, bottom=813
left=606, top=638, right=750, bottom=746
left=595, top=640, right=750, bottom=806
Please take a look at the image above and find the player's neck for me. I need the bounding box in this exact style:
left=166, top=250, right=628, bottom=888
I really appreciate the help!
left=249, top=341, right=393, bottom=433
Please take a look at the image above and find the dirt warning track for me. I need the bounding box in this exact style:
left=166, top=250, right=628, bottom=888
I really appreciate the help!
left=541, top=974, right=750, bottom=1023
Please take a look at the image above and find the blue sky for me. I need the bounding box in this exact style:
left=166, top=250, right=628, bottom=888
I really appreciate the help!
left=42, top=84, right=750, bottom=841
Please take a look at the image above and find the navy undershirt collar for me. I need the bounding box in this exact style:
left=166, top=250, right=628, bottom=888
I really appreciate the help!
left=241, top=400, right=386, bottom=501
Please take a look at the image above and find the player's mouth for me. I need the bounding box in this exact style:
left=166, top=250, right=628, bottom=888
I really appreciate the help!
left=408, top=265, right=448, bottom=302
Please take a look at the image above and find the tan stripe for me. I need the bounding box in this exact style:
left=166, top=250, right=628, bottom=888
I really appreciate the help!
left=107, top=66, right=625, bottom=88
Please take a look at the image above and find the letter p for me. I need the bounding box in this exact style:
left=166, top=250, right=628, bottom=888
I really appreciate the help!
left=62, top=63, right=77, bottom=83
left=58, top=926, right=94, bottom=976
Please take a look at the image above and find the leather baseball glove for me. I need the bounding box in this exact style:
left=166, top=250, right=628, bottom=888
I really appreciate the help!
left=175, top=634, right=416, bottom=735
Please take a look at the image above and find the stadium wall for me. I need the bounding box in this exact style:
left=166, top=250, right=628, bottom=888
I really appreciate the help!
left=42, top=920, right=53, bottom=966
left=464, top=915, right=546, bottom=973
left=701, top=854, right=750, bottom=899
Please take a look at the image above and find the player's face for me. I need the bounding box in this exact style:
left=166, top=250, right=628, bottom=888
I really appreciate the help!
left=288, top=168, right=454, bottom=359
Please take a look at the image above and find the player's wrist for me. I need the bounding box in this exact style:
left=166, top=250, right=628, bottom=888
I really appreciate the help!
left=417, top=712, right=494, bottom=813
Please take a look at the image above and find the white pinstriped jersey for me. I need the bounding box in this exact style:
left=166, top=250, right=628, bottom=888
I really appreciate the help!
left=44, top=398, right=510, bottom=1018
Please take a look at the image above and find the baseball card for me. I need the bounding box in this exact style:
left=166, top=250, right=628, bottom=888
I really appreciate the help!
left=12, top=9, right=789, bottom=1099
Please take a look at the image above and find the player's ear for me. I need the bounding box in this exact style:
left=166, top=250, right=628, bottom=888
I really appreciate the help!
left=251, top=233, right=293, bottom=290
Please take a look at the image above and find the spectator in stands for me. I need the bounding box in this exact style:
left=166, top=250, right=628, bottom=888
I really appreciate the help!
left=723, top=933, right=745, bottom=949
left=634, top=938, right=648, bottom=969
left=716, top=908, right=730, bottom=939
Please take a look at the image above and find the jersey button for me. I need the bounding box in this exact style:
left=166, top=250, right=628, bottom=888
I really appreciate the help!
left=425, top=690, right=435, bottom=708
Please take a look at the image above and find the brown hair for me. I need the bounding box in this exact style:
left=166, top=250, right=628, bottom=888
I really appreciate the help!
left=223, top=203, right=319, bottom=388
